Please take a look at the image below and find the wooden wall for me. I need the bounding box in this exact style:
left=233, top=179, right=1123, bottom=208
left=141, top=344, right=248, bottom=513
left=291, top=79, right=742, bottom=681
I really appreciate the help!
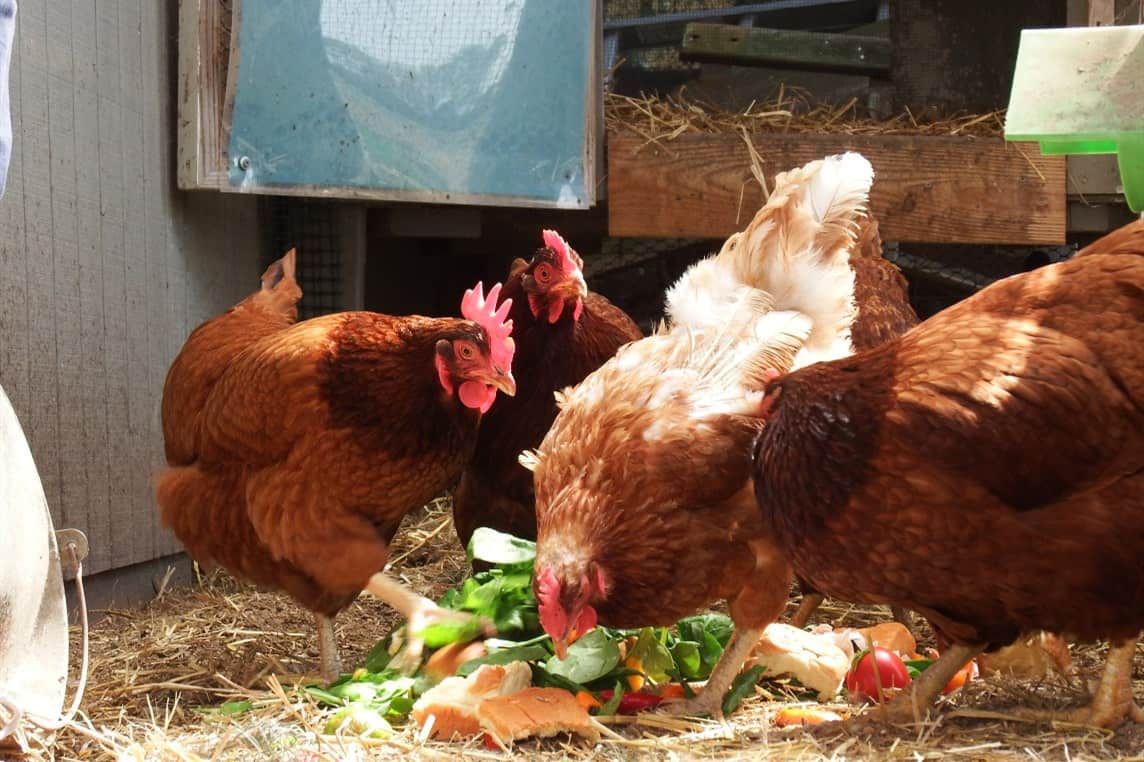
left=0, top=0, right=262, bottom=575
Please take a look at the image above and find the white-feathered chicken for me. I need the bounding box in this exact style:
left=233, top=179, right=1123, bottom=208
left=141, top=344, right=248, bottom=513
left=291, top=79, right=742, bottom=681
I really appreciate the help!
left=527, top=153, right=876, bottom=717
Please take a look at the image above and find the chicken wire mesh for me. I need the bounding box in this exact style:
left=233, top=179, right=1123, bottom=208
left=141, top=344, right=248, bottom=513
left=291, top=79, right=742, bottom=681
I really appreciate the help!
left=266, top=198, right=343, bottom=319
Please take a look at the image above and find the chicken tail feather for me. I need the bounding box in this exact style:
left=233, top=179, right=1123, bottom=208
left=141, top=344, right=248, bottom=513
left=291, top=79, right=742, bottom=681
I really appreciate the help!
left=256, top=248, right=304, bottom=324
left=667, top=152, right=874, bottom=368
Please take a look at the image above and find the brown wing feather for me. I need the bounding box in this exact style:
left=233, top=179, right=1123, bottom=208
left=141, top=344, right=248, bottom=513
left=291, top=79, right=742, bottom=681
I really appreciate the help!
left=848, top=219, right=919, bottom=351
left=757, top=242, right=1144, bottom=648
left=161, top=251, right=302, bottom=464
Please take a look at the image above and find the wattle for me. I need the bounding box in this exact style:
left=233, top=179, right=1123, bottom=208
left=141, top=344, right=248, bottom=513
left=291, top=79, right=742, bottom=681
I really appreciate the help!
left=458, top=380, right=496, bottom=413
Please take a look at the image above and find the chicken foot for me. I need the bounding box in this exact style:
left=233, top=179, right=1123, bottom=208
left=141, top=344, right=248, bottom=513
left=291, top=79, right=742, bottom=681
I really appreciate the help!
left=315, top=613, right=342, bottom=684
left=1011, top=635, right=1142, bottom=729
left=661, top=626, right=765, bottom=720
left=876, top=642, right=985, bottom=724
left=365, top=572, right=492, bottom=673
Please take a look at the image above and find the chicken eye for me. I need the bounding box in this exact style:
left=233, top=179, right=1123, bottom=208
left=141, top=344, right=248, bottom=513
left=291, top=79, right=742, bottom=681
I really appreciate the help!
left=535, top=264, right=553, bottom=284
left=457, top=343, right=475, bottom=360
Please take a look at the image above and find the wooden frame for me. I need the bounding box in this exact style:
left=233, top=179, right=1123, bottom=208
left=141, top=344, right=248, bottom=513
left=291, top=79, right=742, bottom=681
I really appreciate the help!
left=176, top=0, right=234, bottom=191
left=177, top=0, right=603, bottom=209
left=607, top=131, right=1067, bottom=244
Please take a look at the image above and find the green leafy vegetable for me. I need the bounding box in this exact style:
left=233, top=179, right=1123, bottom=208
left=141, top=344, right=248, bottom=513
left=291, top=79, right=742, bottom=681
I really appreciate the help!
left=670, top=640, right=703, bottom=680
left=722, top=665, right=766, bottom=716
left=598, top=681, right=625, bottom=716
left=467, top=527, right=537, bottom=565
left=627, top=627, right=674, bottom=685
left=904, top=658, right=935, bottom=680
left=456, top=643, right=551, bottom=676
left=545, top=629, right=622, bottom=684
left=677, top=614, right=734, bottom=648
left=323, top=705, right=393, bottom=738
left=414, top=618, right=486, bottom=649
left=195, top=699, right=255, bottom=717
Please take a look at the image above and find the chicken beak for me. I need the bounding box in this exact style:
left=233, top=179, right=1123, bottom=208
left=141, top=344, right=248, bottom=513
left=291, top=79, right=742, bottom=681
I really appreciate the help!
left=553, top=637, right=570, bottom=661
left=553, top=271, right=588, bottom=301
left=489, top=366, right=516, bottom=397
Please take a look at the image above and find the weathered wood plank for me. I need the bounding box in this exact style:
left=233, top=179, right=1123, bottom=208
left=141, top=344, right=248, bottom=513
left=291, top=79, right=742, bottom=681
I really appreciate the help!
left=681, top=22, right=890, bottom=76
left=47, top=0, right=93, bottom=561
left=5, top=0, right=265, bottom=577
left=120, top=0, right=154, bottom=565
left=73, top=0, right=110, bottom=566
left=17, top=1, right=64, bottom=530
left=94, top=0, right=136, bottom=569
left=142, top=0, right=177, bottom=559
left=1088, top=0, right=1115, bottom=25
left=607, top=131, right=1066, bottom=244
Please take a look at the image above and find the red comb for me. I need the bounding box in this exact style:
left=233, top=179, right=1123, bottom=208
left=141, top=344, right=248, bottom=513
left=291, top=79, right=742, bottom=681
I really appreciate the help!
left=461, top=281, right=515, bottom=371
left=542, top=229, right=583, bottom=274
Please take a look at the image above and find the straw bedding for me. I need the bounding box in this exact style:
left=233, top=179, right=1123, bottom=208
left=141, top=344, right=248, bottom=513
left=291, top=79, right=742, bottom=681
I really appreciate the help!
left=31, top=496, right=1142, bottom=761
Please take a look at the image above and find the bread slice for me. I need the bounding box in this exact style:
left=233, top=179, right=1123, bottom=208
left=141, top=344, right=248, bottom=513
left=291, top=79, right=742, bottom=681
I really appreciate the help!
left=477, top=687, right=600, bottom=745
left=411, top=661, right=532, bottom=739
left=749, top=622, right=850, bottom=701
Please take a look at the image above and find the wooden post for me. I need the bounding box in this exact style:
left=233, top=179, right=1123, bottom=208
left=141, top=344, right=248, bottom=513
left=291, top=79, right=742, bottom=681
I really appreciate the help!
left=1087, top=0, right=1115, bottom=25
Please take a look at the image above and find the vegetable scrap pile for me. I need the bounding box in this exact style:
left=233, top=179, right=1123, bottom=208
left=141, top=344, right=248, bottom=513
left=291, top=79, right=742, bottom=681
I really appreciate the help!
left=281, top=529, right=985, bottom=747
left=299, top=529, right=769, bottom=745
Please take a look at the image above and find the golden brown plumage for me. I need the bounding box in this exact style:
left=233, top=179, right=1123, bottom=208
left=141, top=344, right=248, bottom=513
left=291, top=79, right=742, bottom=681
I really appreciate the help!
left=452, top=231, right=641, bottom=550
left=156, top=261, right=517, bottom=680
left=754, top=220, right=1144, bottom=726
left=788, top=217, right=920, bottom=629
left=161, top=251, right=302, bottom=465
left=848, top=218, right=919, bottom=350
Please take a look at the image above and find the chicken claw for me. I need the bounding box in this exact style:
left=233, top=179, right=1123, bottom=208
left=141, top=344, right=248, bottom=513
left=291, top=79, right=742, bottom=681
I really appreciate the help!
left=365, top=572, right=493, bottom=674
left=875, top=642, right=985, bottom=725
left=389, top=602, right=492, bottom=674
left=659, top=626, right=766, bottom=721
left=1009, top=637, right=1142, bottom=729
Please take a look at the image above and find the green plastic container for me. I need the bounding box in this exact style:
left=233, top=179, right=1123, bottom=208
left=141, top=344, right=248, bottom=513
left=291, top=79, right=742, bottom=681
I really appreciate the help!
left=1006, top=25, right=1144, bottom=212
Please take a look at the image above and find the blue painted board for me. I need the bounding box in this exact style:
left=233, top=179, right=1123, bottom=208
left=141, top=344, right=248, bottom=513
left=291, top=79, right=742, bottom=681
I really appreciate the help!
left=227, top=0, right=596, bottom=207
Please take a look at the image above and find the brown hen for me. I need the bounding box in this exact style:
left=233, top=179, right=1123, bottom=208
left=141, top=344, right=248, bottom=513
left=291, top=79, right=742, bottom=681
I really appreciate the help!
left=754, top=220, right=1144, bottom=727
left=156, top=266, right=517, bottom=681
left=452, top=230, right=641, bottom=551
left=530, top=153, right=878, bottom=717
left=161, top=250, right=302, bottom=466
left=788, top=218, right=921, bottom=631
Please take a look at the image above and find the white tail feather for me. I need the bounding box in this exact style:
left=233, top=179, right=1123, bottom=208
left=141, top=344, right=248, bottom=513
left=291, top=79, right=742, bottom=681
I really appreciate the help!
left=666, top=152, right=874, bottom=368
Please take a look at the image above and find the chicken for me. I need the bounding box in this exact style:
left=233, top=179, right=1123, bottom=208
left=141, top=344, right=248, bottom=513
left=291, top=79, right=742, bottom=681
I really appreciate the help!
left=452, top=230, right=641, bottom=550
left=528, top=153, right=877, bottom=717
left=753, top=219, right=1144, bottom=728
left=156, top=263, right=518, bottom=682
left=787, top=218, right=920, bottom=631
left=161, top=250, right=302, bottom=466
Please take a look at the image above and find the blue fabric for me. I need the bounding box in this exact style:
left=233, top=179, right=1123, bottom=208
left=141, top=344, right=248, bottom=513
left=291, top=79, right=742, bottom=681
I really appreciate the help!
left=0, top=1, right=14, bottom=200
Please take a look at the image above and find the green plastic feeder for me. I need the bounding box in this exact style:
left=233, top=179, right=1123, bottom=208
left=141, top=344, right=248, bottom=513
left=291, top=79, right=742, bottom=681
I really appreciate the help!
left=1005, top=25, right=1144, bottom=212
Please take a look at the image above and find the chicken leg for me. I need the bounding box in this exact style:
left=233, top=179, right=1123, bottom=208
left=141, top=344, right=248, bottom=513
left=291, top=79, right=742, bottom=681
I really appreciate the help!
left=1011, top=635, right=1142, bottom=729
left=316, top=613, right=342, bottom=684
left=877, top=642, right=985, bottom=724
left=788, top=586, right=916, bottom=640
left=788, top=592, right=825, bottom=629
left=365, top=572, right=491, bottom=673
left=661, top=625, right=765, bottom=720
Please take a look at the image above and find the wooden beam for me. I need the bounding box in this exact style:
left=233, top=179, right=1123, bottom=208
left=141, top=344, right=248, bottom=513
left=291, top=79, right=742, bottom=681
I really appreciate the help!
left=1087, top=0, right=1115, bottom=25
left=681, top=22, right=890, bottom=76
left=606, top=131, right=1066, bottom=244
